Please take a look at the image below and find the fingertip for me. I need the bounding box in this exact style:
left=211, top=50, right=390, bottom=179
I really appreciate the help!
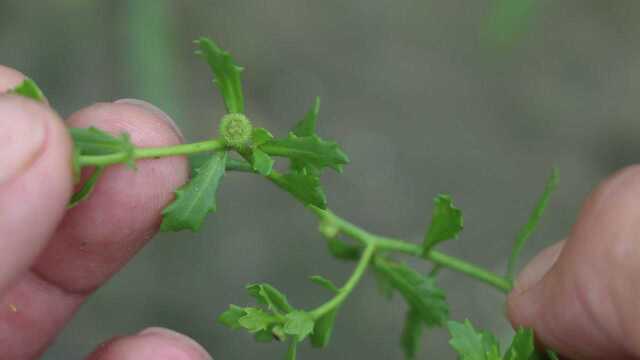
left=86, top=328, right=212, bottom=360
left=0, top=65, right=26, bottom=92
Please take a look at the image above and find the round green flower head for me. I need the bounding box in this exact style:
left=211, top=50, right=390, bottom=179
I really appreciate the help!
left=219, top=113, right=253, bottom=148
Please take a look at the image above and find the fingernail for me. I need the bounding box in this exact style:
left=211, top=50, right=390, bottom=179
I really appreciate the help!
left=114, top=99, right=184, bottom=140
left=138, top=327, right=212, bottom=360
left=513, top=240, right=565, bottom=295
left=0, top=99, right=47, bottom=185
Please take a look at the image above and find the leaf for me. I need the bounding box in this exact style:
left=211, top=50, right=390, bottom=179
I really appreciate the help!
left=70, top=127, right=136, bottom=167
left=401, top=308, right=423, bottom=360
left=218, top=305, right=246, bottom=330
left=309, top=275, right=339, bottom=294
left=506, top=168, right=559, bottom=281
left=9, top=78, right=46, bottom=102
left=447, top=320, right=501, bottom=360
left=373, top=258, right=449, bottom=327
left=423, top=194, right=463, bottom=255
left=260, top=134, right=349, bottom=173
left=268, top=171, right=327, bottom=209
left=246, top=283, right=294, bottom=314
left=504, top=328, right=535, bottom=360
left=326, top=237, right=361, bottom=260
left=310, top=308, right=338, bottom=348
left=252, top=148, right=274, bottom=176
left=237, top=307, right=276, bottom=333
left=292, top=97, right=320, bottom=137
left=160, top=151, right=227, bottom=232
left=196, top=38, right=244, bottom=113
left=68, top=166, right=105, bottom=208
left=286, top=339, right=298, bottom=360
left=252, top=127, right=274, bottom=146
left=283, top=311, right=315, bottom=341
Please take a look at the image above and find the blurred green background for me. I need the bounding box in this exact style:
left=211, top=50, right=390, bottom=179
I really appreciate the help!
left=2, top=1, right=639, bottom=359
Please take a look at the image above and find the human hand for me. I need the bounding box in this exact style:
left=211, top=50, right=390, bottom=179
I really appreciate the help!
left=0, top=65, right=212, bottom=360
left=508, top=165, right=640, bottom=359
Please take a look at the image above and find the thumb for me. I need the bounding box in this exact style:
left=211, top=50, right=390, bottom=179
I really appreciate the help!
left=507, top=166, right=640, bottom=360
left=0, top=95, right=73, bottom=294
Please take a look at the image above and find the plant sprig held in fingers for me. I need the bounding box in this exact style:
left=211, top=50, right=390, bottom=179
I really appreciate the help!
left=8, top=37, right=560, bottom=360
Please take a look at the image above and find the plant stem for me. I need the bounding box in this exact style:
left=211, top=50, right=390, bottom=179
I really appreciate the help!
left=309, top=243, right=376, bottom=320
left=77, top=139, right=226, bottom=167
left=313, top=208, right=512, bottom=293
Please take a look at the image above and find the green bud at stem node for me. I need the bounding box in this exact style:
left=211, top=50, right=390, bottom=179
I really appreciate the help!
left=219, top=113, right=253, bottom=148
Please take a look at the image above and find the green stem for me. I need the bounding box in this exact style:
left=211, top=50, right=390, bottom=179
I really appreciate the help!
left=313, top=208, right=512, bottom=293
left=309, top=243, right=376, bottom=320
left=77, top=139, right=226, bottom=167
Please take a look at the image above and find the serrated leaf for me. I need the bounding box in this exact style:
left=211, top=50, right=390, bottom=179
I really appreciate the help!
left=310, top=307, right=338, bottom=348
left=374, top=258, right=449, bottom=327
left=68, top=166, right=105, bottom=208
left=326, top=237, right=361, bottom=260
left=218, top=304, right=246, bottom=330
left=286, top=339, right=298, bottom=360
left=252, top=148, right=274, bottom=176
left=309, top=275, right=339, bottom=294
left=401, top=308, right=423, bottom=360
left=160, top=151, right=227, bottom=232
left=9, top=78, right=45, bottom=102
left=237, top=307, right=276, bottom=333
left=283, top=311, right=315, bottom=341
left=269, top=171, right=327, bottom=209
left=292, top=97, right=320, bottom=137
left=506, top=168, right=558, bottom=281
left=504, top=328, right=535, bottom=360
left=252, top=127, right=274, bottom=146
left=447, top=320, right=501, bottom=360
left=254, top=328, right=275, bottom=343
left=196, top=38, right=244, bottom=113
left=423, top=194, right=463, bottom=255
left=70, top=127, right=136, bottom=167
left=261, top=134, right=349, bottom=173
left=246, top=283, right=294, bottom=314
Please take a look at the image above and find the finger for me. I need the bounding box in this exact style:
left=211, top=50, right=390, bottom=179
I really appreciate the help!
left=0, top=100, right=189, bottom=358
left=86, top=328, right=212, bottom=360
left=0, top=65, right=27, bottom=92
left=0, top=94, right=73, bottom=294
left=508, top=165, right=640, bottom=359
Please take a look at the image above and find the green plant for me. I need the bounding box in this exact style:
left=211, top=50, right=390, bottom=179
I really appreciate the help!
left=10, top=38, right=560, bottom=360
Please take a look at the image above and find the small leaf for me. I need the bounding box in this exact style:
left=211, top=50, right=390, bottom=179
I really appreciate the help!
left=68, top=166, right=105, bottom=208
left=423, top=194, right=463, bottom=255
left=326, top=237, right=361, bottom=261
left=283, top=311, right=315, bottom=341
left=261, top=134, right=349, bottom=173
left=374, top=258, right=449, bottom=327
left=506, top=168, right=558, bottom=281
left=401, top=308, right=423, bottom=360
left=286, top=339, right=298, bottom=360
left=237, top=308, right=275, bottom=333
left=218, top=305, right=246, bottom=330
left=70, top=127, right=136, bottom=167
left=309, top=275, right=339, bottom=294
left=310, top=308, right=338, bottom=348
left=268, top=171, right=327, bottom=209
left=196, top=38, right=244, bottom=113
left=504, top=328, right=534, bottom=360
left=447, top=320, right=501, bottom=360
left=292, top=97, right=320, bottom=137
left=252, top=148, right=274, bottom=176
left=160, top=151, right=227, bottom=232
left=252, top=127, right=274, bottom=146
left=254, top=328, right=275, bottom=343
left=246, top=283, right=294, bottom=314
left=9, top=78, right=46, bottom=102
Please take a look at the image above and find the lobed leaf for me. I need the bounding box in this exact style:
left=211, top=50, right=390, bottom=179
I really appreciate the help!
left=400, top=308, right=423, bottom=360
left=9, top=78, right=46, bottom=102
left=160, top=151, right=227, bottom=232
left=268, top=171, right=327, bottom=209
left=238, top=307, right=276, bottom=333
left=260, top=134, right=349, bottom=173
left=246, top=283, right=294, bottom=314
left=218, top=304, right=246, bottom=330
left=283, top=311, right=315, bottom=342
left=504, top=328, right=535, bottom=360
left=309, top=275, right=340, bottom=294
left=374, top=258, right=449, bottom=327
left=423, top=194, right=463, bottom=255
left=196, top=38, right=244, bottom=113
left=447, top=320, right=501, bottom=360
